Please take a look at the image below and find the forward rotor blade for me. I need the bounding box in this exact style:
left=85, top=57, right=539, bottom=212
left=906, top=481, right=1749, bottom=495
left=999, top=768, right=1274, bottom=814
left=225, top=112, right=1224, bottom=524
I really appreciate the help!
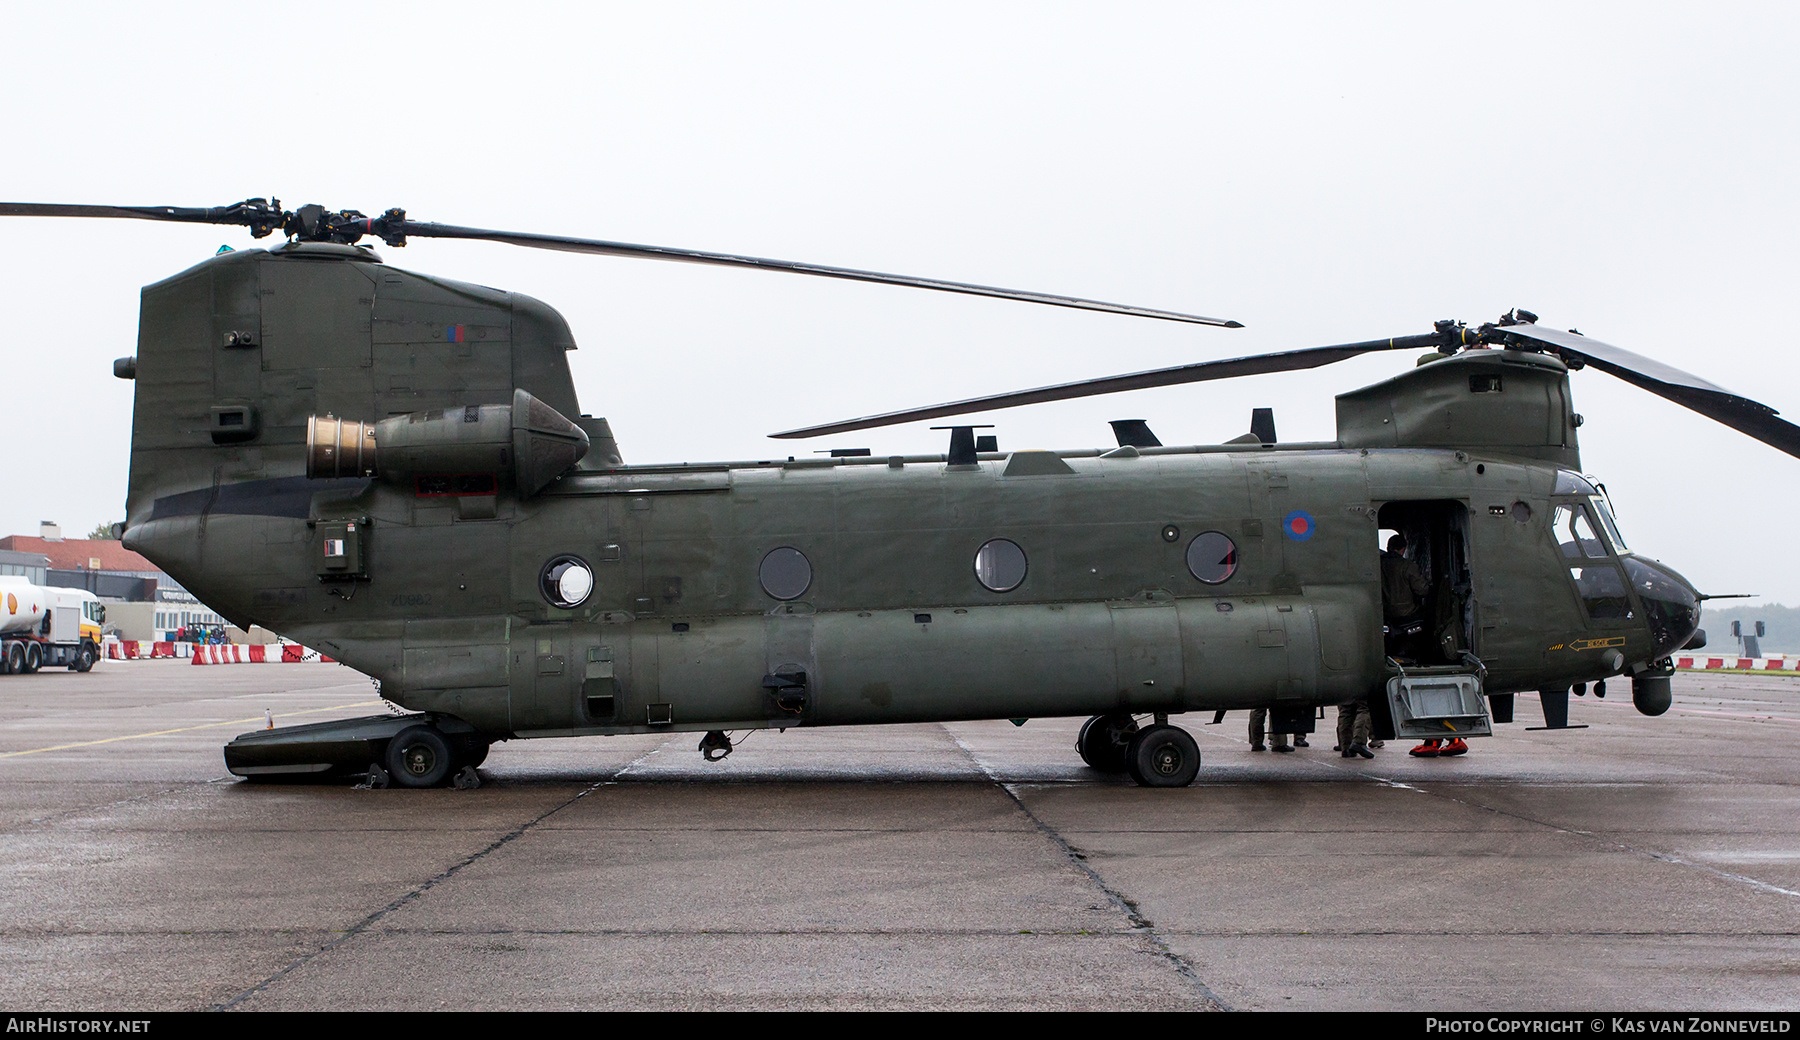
left=1493, top=325, right=1800, bottom=460
left=770, top=333, right=1444, bottom=439
left=397, top=220, right=1242, bottom=328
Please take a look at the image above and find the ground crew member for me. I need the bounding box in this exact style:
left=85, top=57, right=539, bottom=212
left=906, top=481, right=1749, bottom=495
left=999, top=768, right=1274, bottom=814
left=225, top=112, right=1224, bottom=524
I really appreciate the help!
left=1337, top=699, right=1374, bottom=758
left=1248, top=707, right=1293, bottom=753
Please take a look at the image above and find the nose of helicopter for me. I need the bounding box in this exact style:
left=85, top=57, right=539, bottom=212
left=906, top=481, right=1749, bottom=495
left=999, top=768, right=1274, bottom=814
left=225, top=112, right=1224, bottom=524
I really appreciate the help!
left=1622, top=556, right=1702, bottom=659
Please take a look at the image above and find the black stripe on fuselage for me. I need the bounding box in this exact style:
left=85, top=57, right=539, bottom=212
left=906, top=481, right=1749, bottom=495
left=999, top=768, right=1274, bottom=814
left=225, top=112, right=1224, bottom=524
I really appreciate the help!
left=150, top=477, right=371, bottom=520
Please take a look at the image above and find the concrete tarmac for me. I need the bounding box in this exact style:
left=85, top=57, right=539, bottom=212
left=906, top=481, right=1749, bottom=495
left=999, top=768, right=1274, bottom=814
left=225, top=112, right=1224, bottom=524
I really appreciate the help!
left=2, top=661, right=1799, bottom=1010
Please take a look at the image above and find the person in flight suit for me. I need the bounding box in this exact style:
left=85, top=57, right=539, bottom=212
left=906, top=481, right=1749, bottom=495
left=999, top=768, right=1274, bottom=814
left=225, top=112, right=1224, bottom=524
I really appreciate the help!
left=1381, top=532, right=1468, bottom=757
left=1382, top=532, right=1430, bottom=662
left=1411, top=736, right=1469, bottom=757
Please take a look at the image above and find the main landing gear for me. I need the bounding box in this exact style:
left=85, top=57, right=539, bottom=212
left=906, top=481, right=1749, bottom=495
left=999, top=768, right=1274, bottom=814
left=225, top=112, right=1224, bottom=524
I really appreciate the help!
left=1077, top=712, right=1201, bottom=788
left=383, top=724, right=489, bottom=788
left=224, top=712, right=493, bottom=787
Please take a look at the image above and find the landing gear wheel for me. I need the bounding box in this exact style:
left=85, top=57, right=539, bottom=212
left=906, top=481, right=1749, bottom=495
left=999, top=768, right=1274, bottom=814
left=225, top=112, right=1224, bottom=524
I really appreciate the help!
left=462, top=741, right=490, bottom=769
left=1126, top=725, right=1201, bottom=788
left=1077, top=712, right=1140, bottom=773
left=21, top=643, right=40, bottom=674
left=3, top=643, right=20, bottom=675
left=72, top=642, right=96, bottom=673
left=385, top=725, right=454, bottom=788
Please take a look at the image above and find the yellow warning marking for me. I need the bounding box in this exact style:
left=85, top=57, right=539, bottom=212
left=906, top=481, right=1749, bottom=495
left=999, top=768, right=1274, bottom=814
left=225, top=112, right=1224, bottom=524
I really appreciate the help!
left=1548, top=637, right=1627, bottom=652
left=0, top=701, right=384, bottom=759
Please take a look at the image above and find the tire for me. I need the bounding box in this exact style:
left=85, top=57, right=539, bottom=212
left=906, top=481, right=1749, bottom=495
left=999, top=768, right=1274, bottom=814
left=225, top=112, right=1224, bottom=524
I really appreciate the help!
left=463, top=741, right=490, bottom=769
left=1077, top=712, right=1139, bottom=773
left=1126, top=725, right=1201, bottom=788
left=385, top=725, right=455, bottom=788
left=21, top=643, right=40, bottom=674
left=72, top=642, right=96, bottom=673
left=2, top=643, right=19, bottom=675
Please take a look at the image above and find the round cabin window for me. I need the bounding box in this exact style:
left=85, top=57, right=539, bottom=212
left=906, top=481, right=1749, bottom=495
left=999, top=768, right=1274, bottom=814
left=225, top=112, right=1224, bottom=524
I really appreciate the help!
left=974, top=538, right=1028, bottom=593
left=1185, top=531, right=1237, bottom=585
left=759, top=546, right=813, bottom=600
left=541, top=555, right=594, bottom=608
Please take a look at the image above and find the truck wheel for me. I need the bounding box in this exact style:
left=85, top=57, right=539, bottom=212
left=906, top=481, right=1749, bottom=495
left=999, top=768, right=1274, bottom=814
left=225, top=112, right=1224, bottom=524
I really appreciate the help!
left=21, top=644, right=40, bottom=674
left=1125, top=725, right=1201, bottom=788
left=72, top=642, right=96, bottom=673
left=385, top=725, right=454, bottom=788
left=1, top=643, right=16, bottom=675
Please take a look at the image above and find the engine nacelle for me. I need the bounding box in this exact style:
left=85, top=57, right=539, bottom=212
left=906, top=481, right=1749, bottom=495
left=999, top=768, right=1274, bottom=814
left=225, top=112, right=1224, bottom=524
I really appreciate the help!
left=306, top=388, right=589, bottom=498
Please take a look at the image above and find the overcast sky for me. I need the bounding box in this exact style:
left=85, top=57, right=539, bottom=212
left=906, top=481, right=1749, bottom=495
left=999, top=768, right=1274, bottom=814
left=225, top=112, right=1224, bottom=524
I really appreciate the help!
left=1, top=2, right=1796, bottom=605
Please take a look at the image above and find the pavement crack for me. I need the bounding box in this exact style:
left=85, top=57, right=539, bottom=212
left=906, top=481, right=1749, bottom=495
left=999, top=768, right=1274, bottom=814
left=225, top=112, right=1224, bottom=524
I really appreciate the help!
left=943, top=727, right=1230, bottom=1011
left=215, top=741, right=668, bottom=1010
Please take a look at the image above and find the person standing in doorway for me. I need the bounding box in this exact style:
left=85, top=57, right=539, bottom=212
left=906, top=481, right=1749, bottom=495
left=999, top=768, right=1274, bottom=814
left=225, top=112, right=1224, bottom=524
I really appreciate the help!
left=1382, top=532, right=1430, bottom=662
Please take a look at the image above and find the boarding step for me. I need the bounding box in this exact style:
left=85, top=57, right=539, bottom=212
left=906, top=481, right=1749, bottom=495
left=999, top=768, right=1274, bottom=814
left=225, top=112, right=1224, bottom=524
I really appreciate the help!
left=1384, top=668, right=1492, bottom=740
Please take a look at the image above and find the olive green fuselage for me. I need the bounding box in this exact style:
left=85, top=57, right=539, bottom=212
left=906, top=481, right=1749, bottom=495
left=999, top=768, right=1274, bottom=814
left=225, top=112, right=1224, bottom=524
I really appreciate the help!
left=119, top=244, right=1684, bottom=741
left=130, top=444, right=1650, bottom=737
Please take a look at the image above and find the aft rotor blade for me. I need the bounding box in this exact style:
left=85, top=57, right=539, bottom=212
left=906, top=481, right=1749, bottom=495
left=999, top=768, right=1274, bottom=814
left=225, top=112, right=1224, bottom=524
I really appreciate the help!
left=0, top=202, right=1238, bottom=327
left=770, top=333, right=1444, bottom=439
left=398, top=220, right=1242, bottom=328
left=1493, top=325, right=1800, bottom=460
left=0, top=201, right=1242, bottom=328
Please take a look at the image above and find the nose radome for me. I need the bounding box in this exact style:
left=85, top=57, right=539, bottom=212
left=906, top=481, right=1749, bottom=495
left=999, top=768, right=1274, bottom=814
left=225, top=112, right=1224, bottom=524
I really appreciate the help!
left=1623, top=557, right=1701, bottom=659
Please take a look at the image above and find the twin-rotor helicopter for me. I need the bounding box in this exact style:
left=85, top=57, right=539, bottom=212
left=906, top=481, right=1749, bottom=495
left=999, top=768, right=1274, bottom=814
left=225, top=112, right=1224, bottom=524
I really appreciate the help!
left=4, top=197, right=1783, bottom=788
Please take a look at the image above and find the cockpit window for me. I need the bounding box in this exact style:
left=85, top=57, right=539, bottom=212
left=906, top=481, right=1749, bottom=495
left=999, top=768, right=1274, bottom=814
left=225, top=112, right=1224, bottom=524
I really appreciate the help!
left=1554, top=504, right=1608, bottom=559
left=1589, top=496, right=1628, bottom=553
left=1554, top=470, right=1598, bottom=495
left=1569, top=564, right=1633, bottom=620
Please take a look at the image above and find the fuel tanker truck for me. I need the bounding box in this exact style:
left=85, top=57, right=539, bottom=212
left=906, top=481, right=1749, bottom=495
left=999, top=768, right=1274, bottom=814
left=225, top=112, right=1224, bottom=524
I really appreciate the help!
left=0, top=577, right=103, bottom=674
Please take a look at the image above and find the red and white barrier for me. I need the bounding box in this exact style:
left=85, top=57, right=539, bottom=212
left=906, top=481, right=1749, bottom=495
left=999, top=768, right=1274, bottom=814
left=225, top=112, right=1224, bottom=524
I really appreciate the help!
left=104, top=640, right=191, bottom=660
left=100, top=638, right=332, bottom=664
left=190, top=643, right=334, bottom=665
left=1677, top=655, right=1800, bottom=672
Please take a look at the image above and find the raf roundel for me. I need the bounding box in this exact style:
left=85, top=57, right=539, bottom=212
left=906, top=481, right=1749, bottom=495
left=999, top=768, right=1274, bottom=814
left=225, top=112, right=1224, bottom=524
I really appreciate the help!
left=1283, top=510, right=1315, bottom=542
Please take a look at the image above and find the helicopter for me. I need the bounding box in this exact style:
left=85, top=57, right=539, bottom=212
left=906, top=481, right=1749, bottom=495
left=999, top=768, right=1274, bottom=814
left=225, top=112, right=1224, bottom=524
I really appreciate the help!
left=2, top=198, right=1780, bottom=789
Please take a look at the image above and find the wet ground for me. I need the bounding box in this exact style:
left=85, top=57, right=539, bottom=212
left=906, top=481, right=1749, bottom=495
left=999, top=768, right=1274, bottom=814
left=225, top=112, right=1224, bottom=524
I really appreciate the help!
left=2, top=661, right=1798, bottom=1010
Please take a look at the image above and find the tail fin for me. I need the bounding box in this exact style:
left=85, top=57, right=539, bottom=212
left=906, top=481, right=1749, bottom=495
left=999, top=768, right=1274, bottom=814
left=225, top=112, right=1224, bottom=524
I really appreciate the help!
left=122, top=241, right=588, bottom=528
